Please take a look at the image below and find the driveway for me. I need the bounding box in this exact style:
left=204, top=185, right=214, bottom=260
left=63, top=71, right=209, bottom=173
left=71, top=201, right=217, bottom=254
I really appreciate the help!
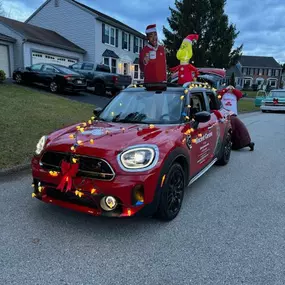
left=1, top=112, right=285, bottom=285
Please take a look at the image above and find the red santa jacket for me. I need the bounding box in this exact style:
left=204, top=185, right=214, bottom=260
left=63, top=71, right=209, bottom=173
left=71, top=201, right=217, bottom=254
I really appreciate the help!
left=139, top=44, right=167, bottom=83
left=169, top=64, right=199, bottom=85
left=217, top=87, right=243, bottom=101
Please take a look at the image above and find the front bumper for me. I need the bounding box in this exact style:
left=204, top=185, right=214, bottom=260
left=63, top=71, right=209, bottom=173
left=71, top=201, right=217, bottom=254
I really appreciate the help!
left=31, top=157, right=160, bottom=218
left=64, top=83, right=87, bottom=92
left=260, top=105, right=285, bottom=111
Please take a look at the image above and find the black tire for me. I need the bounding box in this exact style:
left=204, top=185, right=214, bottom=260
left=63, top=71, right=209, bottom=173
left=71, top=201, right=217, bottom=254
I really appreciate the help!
left=94, top=82, right=106, bottom=95
left=15, top=73, right=22, bottom=84
left=216, top=131, right=232, bottom=166
left=49, top=81, right=59, bottom=93
left=261, top=110, right=266, bottom=113
left=111, top=89, right=119, bottom=96
left=155, top=163, right=185, bottom=221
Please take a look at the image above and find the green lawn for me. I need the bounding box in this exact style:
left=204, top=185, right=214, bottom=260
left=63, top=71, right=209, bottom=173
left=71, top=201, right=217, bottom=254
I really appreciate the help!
left=243, top=91, right=257, bottom=98
left=0, top=83, right=94, bottom=169
left=238, top=98, right=260, bottom=113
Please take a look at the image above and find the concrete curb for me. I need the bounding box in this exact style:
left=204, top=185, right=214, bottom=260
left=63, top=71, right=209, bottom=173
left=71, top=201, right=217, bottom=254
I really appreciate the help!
left=0, top=163, right=31, bottom=177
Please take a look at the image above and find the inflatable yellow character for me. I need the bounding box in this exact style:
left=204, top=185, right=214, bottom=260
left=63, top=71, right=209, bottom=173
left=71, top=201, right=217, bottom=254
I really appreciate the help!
left=169, top=34, right=199, bottom=85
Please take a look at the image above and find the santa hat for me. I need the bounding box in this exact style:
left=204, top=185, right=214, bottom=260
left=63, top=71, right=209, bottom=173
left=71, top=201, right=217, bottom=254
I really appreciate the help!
left=184, top=34, right=199, bottom=43
left=145, top=24, right=157, bottom=34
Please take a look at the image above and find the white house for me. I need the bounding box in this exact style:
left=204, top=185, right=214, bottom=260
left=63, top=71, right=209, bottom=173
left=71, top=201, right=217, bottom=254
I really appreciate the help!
left=0, top=15, right=85, bottom=78
left=25, top=0, right=147, bottom=83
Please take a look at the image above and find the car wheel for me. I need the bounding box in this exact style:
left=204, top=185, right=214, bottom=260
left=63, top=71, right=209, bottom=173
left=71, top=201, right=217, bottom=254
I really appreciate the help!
left=15, top=74, right=22, bottom=84
left=216, top=131, right=232, bottom=166
left=50, top=81, right=59, bottom=93
left=261, top=110, right=266, bottom=113
left=155, top=163, right=185, bottom=221
left=94, top=82, right=106, bottom=96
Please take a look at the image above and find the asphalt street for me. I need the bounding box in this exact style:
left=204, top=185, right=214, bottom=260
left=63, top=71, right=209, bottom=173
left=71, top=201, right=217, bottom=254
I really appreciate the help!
left=1, top=112, right=285, bottom=285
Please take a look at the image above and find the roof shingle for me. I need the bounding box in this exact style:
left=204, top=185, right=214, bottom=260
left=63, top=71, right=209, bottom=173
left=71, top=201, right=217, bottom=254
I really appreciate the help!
left=0, top=15, right=85, bottom=54
left=239, top=55, right=281, bottom=68
left=102, top=49, right=119, bottom=59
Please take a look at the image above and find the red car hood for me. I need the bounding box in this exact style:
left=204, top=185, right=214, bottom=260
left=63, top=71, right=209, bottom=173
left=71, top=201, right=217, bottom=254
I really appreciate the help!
left=45, top=121, right=179, bottom=154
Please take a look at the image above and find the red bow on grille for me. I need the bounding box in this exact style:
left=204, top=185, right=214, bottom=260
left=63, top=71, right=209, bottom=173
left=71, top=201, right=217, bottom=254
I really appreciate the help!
left=273, top=98, right=278, bottom=105
left=56, top=160, right=79, bottom=192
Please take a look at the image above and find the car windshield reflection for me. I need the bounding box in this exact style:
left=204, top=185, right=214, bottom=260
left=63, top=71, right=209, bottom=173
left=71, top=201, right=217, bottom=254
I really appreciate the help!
left=99, top=90, right=185, bottom=124
left=268, top=91, right=285, bottom=98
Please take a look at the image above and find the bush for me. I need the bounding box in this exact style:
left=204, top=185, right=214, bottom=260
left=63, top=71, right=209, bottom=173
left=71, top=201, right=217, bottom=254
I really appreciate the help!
left=0, top=70, right=6, bottom=82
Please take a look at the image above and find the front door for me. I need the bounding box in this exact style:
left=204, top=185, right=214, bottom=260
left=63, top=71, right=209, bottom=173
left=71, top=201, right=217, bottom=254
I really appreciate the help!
left=188, top=91, right=216, bottom=176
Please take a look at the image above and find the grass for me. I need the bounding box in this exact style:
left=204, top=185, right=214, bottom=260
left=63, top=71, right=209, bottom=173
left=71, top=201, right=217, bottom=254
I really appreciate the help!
left=238, top=98, right=260, bottom=113
left=243, top=91, right=257, bottom=98
left=0, top=83, right=94, bottom=169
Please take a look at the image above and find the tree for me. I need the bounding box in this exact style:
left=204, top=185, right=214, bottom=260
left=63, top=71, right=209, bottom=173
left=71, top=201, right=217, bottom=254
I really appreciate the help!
left=0, top=0, right=6, bottom=16
left=230, top=72, right=235, bottom=87
left=163, top=0, right=243, bottom=69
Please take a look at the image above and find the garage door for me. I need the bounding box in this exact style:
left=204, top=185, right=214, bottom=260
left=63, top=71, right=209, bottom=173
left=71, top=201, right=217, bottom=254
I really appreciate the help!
left=0, top=44, right=10, bottom=77
left=32, top=52, right=78, bottom=67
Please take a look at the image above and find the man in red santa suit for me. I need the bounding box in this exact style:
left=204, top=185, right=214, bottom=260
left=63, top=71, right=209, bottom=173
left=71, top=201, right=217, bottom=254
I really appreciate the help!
left=139, top=24, right=167, bottom=83
left=218, top=85, right=255, bottom=151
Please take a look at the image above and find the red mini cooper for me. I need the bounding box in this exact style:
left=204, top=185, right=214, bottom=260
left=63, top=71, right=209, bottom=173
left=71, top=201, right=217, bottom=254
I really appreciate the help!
left=31, top=82, right=232, bottom=221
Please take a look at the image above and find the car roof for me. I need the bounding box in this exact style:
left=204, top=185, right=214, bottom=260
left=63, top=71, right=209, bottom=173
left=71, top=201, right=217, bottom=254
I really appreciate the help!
left=124, top=85, right=214, bottom=94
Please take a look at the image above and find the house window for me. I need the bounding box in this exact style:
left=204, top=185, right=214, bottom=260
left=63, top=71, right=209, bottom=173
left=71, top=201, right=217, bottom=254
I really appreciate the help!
left=250, top=68, right=253, bottom=75
left=242, top=68, right=247, bottom=75
left=275, top=70, right=279, bottom=76
left=268, top=69, right=272, bottom=76
left=255, top=68, right=258, bottom=75
left=139, top=39, right=144, bottom=52
left=123, top=33, right=129, bottom=50
left=268, top=79, right=277, bottom=87
left=103, top=58, right=117, bottom=74
left=134, top=37, right=139, bottom=53
left=104, top=24, right=115, bottom=46
left=133, top=64, right=144, bottom=80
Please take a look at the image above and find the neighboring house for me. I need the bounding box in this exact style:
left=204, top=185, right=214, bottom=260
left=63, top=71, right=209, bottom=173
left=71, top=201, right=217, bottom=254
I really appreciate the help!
left=226, top=55, right=282, bottom=90
left=25, top=0, right=147, bottom=83
left=0, top=15, right=85, bottom=78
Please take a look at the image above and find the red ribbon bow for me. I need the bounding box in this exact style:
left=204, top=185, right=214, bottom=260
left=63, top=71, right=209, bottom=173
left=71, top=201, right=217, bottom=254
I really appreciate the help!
left=56, top=160, right=79, bottom=192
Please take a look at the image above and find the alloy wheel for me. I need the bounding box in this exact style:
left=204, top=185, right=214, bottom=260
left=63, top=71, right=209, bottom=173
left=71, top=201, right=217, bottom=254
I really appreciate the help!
left=166, top=168, right=184, bottom=216
left=50, top=82, right=58, bottom=93
left=15, top=74, right=22, bottom=83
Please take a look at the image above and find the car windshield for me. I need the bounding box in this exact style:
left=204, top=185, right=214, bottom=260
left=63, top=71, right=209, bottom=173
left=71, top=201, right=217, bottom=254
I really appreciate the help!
left=99, top=89, right=185, bottom=124
left=268, top=91, right=285, bottom=98
left=56, top=66, right=79, bottom=75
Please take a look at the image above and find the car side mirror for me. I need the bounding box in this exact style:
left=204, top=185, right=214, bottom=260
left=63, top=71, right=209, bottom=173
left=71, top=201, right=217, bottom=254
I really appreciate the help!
left=194, top=111, right=211, bottom=123
left=93, top=107, right=103, bottom=117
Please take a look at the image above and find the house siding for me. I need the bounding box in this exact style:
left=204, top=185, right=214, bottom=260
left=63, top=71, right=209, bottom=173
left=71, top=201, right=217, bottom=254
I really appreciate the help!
left=0, top=23, right=23, bottom=70
left=26, top=0, right=96, bottom=62
left=23, top=42, right=84, bottom=67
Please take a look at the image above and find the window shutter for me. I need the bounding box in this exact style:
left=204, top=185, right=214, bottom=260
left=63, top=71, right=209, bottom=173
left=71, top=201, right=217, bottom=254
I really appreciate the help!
left=102, top=23, right=105, bottom=43
left=128, top=34, right=131, bottom=51
left=122, top=31, right=125, bottom=49
left=115, top=29, right=119, bottom=47
left=133, top=37, right=136, bottom=53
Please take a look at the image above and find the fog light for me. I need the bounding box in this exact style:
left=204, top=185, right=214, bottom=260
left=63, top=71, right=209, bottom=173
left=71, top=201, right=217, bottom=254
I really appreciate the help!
left=100, top=196, right=117, bottom=211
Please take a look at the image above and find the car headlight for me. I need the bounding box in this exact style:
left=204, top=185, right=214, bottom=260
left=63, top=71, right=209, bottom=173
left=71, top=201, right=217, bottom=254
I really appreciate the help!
left=35, top=135, right=47, bottom=155
left=118, top=145, right=159, bottom=171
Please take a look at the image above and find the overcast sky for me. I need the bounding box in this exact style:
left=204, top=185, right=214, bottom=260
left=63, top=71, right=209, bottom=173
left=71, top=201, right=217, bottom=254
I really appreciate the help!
left=2, top=0, right=285, bottom=63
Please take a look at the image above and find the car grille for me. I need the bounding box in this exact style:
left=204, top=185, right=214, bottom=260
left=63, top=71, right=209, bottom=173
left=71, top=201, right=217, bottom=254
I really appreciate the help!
left=40, top=151, right=115, bottom=180
left=265, top=102, right=285, bottom=106
left=45, top=187, right=99, bottom=210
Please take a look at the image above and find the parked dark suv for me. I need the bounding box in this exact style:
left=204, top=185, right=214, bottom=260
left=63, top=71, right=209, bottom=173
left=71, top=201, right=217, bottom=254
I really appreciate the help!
left=69, top=62, right=132, bottom=96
